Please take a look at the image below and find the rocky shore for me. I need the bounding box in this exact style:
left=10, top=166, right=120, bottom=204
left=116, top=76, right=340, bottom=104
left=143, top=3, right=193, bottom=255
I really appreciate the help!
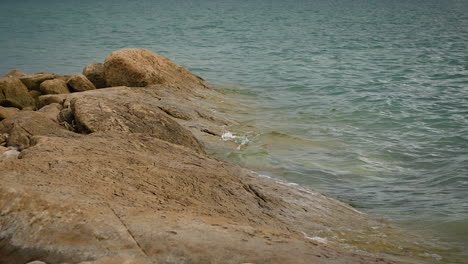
left=0, top=49, right=430, bottom=264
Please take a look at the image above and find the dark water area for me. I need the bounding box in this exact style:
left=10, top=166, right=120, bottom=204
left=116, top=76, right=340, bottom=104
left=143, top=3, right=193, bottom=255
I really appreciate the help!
left=1, top=0, right=467, bottom=262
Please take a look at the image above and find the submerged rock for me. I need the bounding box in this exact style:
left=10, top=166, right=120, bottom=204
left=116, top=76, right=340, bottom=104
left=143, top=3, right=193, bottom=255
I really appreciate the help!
left=67, top=74, right=96, bottom=92
left=103, top=48, right=207, bottom=88
left=19, top=73, right=56, bottom=91
left=40, top=79, right=71, bottom=95
left=0, top=77, right=36, bottom=109
left=83, top=63, right=107, bottom=88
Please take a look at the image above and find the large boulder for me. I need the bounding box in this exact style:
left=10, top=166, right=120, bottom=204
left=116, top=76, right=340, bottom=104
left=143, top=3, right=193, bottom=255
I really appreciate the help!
left=19, top=73, right=56, bottom=90
left=0, top=106, right=20, bottom=120
left=40, top=79, right=70, bottom=94
left=103, top=48, right=207, bottom=88
left=83, top=63, right=106, bottom=88
left=4, top=69, right=26, bottom=78
left=70, top=96, right=205, bottom=154
left=0, top=77, right=36, bottom=109
left=67, top=74, right=96, bottom=92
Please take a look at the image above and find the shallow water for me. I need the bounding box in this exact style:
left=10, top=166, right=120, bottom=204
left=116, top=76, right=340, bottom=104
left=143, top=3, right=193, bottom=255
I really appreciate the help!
left=1, top=0, right=467, bottom=262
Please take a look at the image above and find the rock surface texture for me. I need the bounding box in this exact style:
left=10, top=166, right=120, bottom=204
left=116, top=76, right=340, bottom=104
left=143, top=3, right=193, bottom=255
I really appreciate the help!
left=0, top=77, right=36, bottom=109
left=67, top=74, right=96, bottom=92
left=0, top=49, right=430, bottom=264
left=83, top=63, right=107, bottom=88
left=40, top=79, right=71, bottom=95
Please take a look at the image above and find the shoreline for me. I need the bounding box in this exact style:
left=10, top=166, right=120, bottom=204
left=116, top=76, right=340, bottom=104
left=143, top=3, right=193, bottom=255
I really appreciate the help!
left=0, top=48, right=444, bottom=264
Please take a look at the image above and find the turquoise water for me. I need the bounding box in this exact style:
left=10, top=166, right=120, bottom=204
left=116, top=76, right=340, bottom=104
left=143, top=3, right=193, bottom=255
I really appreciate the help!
left=1, top=0, right=467, bottom=260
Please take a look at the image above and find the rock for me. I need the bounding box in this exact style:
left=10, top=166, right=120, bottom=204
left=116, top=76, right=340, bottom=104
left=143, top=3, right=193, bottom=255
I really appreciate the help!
left=67, top=74, right=96, bottom=92
left=0, top=111, right=76, bottom=150
left=70, top=96, right=205, bottom=153
left=0, top=134, right=6, bottom=146
left=0, top=106, right=20, bottom=120
left=38, top=94, right=67, bottom=108
left=37, top=103, right=62, bottom=123
left=103, top=48, right=207, bottom=88
left=19, top=73, right=56, bottom=91
left=40, top=79, right=71, bottom=95
left=26, top=261, right=47, bottom=264
left=0, top=77, right=36, bottom=109
left=0, top=146, right=20, bottom=160
left=4, top=69, right=26, bottom=78
left=83, top=63, right=106, bottom=88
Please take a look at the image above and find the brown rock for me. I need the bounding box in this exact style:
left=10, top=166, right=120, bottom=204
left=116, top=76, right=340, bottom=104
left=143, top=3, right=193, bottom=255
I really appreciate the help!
left=0, top=111, right=76, bottom=149
left=38, top=94, right=67, bottom=108
left=37, top=103, right=62, bottom=123
left=67, top=74, right=96, bottom=92
left=4, top=69, right=26, bottom=78
left=83, top=63, right=106, bottom=88
left=78, top=256, right=148, bottom=264
left=70, top=96, right=205, bottom=153
left=103, top=48, right=207, bottom=88
left=0, top=106, right=20, bottom=120
left=19, top=73, right=56, bottom=91
left=40, top=79, right=70, bottom=95
left=0, top=77, right=36, bottom=109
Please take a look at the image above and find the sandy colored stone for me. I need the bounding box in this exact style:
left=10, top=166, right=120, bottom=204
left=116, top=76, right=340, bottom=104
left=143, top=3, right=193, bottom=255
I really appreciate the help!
left=4, top=69, right=26, bottom=78
left=78, top=256, right=148, bottom=264
left=83, top=63, right=107, bottom=88
left=0, top=77, right=36, bottom=109
left=0, top=106, right=20, bottom=120
left=67, top=74, right=96, bottom=92
left=104, top=48, right=207, bottom=88
left=0, top=111, right=76, bottom=150
left=70, top=96, right=205, bottom=154
left=40, top=79, right=70, bottom=95
left=19, top=73, right=56, bottom=90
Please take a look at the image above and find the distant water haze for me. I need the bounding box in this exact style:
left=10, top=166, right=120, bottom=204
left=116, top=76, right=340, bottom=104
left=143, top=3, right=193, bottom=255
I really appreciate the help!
left=1, top=0, right=467, bottom=261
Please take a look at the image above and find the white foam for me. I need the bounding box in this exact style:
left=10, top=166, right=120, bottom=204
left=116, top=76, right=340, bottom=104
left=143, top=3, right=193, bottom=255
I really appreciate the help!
left=302, top=232, right=327, bottom=244
left=221, top=131, right=249, bottom=149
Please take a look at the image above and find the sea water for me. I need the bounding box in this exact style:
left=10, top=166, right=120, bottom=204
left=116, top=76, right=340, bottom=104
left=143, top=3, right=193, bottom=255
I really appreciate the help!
left=1, top=0, right=467, bottom=262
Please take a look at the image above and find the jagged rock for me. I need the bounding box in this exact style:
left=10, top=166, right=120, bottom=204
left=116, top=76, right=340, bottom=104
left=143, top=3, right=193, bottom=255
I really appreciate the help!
left=83, top=63, right=106, bottom=88
left=67, top=74, right=96, bottom=92
left=0, top=106, right=20, bottom=120
left=103, top=48, right=207, bottom=88
left=0, top=111, right=76, bottom=150
left=70, top=96, right=205, bottom=153
left=40, top=79, right=71, bottom=95
left=19, top=73, right=56, bottom=90
left=4, top=69, right=26, bottom=78
left=0, top=77, right=36, bottom=109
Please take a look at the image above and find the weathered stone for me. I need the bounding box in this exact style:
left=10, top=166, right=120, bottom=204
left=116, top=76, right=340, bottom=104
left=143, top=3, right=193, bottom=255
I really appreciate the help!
left=37, top=103, right=62, bottom=123
left=78, top=256, right=147, bottom=264
left=4, top=69, right=26, bottom=78
left=0, top=77, right=36, bottom=109
left=103, top=48, right=207, bottom=88
left=70, top=96, right=205, bottom=153
left=83, top=63, right=106, bottom=88
left=40, top=79, right=70, bottom=95
left=0, top=106, right=20, bottom=120
left=38, top=94, right=67, bottom=108
left=0, top=111, right=76, bottom=149
left=19, top=73, right=56, bottom=91
left=67, top=74, right=96, bottom=92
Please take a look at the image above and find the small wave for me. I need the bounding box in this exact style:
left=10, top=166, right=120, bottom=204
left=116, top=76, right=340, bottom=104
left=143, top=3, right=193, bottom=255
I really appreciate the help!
left=221, top=131, right=249, bottom=149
